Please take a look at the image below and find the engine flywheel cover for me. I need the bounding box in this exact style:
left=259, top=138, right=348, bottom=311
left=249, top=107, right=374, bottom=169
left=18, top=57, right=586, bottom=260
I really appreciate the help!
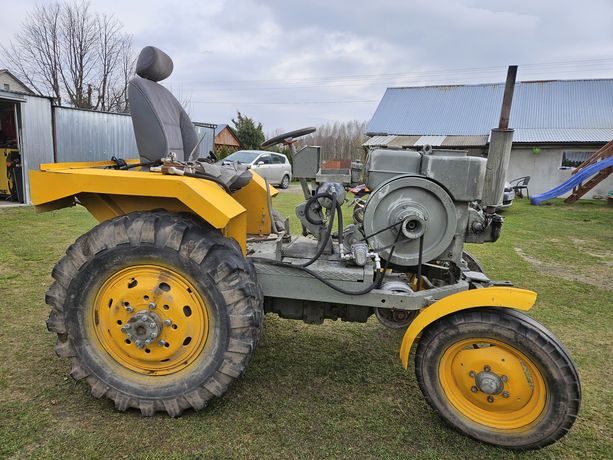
left=363, top=175, right=456, bottom=266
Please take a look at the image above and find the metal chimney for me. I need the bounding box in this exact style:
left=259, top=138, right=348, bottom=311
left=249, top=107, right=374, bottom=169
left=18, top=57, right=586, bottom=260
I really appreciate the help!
left=482, top=65, right=517, bottom=214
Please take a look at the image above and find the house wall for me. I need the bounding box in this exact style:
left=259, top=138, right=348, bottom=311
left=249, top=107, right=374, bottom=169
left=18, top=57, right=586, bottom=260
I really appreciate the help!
left=0, top=73, right=30, bottom=93
left=507, top=145, right=613, bottom=198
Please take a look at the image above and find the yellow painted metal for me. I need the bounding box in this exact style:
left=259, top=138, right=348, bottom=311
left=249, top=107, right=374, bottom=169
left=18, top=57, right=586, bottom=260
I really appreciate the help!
left=91, top=265, right=209, bottom=376
left=399, top=287, right=537, bottom=368
left=39, top=159, right=140, bottom=171
left=28, top=165, right=271, bottom=252
left=0, top=149, right=18, bottom=195
left=439, top=338, right=546, bottom=430
left=231, top=172, right=278, bottom=235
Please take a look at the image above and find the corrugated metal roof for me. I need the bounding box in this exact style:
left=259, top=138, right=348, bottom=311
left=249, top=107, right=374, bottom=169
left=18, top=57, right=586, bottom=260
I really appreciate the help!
left=363, top=134, right=488, bottom=148
left=511, top=128, right=613, bottom=143
left=367, top=79, right=613, bottom=143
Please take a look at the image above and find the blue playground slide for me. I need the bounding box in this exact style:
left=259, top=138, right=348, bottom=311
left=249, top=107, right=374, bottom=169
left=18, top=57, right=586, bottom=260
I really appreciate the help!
left=530, top=156, right=613, bottom=205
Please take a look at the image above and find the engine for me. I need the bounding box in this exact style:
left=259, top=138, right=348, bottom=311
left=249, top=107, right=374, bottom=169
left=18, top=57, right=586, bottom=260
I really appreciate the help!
left=359, top=146, right=501, bottom=269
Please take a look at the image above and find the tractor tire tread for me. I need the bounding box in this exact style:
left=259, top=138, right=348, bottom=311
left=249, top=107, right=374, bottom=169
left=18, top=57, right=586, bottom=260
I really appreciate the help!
left=414, top=307, right=580, bottom=450
left=46, top=210, right=263, bottom=417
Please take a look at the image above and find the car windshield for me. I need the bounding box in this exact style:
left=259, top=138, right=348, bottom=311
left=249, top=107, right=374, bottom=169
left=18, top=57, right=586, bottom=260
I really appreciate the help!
left=224, top=151, right=260, bottom=164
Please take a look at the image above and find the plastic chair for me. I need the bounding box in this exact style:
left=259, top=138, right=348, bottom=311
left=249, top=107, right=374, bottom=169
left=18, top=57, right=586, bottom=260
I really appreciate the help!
left=509, top=176, right=530, bottom=198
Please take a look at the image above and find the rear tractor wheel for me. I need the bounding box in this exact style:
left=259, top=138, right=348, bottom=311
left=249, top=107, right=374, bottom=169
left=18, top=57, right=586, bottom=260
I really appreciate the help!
left=415, top=308, right=580, bottom=449
left=46, top=211, right=263, bottom=416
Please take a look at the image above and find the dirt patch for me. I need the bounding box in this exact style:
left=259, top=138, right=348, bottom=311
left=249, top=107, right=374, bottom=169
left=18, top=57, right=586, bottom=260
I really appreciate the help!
left=514, top=247, right=611, bottom=291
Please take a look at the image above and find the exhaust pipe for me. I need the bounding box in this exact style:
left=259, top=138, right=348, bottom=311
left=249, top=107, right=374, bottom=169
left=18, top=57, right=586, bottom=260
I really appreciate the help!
left=482, top=65, right=517, bottom=214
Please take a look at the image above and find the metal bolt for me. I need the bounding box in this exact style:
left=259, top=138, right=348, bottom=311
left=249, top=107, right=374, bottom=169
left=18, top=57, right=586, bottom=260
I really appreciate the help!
left=502, top=391, right=509, bottom=398
left=484, top=365, right=491, bottom=372
left=125, top=305, right=134, bottom=313
left=149, top=333, right=156, bottom=339
left=149, top=322, right=156, bottom=328
left=501, top=375, right=508, bottom=383
left=121, top=325, right=131, bottom=332
left=135, top=340, right=143, bottom=348
left=471, top=386, right=478, bottom=393
left=487, top=395, right=494, bottom=403
left=163, top=319, right=172, bottom=326
left=149, top=302, right=156, bottom=310
left=469, top=371, right=476, bottom=378
left=158, top=340, right=167, bottom=347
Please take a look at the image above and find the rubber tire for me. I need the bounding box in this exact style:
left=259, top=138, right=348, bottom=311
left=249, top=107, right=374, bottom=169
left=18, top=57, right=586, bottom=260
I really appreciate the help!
left=415, top=308, right=580, bottom=450
left=279, top=175, right=290, bottom=189
left=46, top=211, right=263, bottom=416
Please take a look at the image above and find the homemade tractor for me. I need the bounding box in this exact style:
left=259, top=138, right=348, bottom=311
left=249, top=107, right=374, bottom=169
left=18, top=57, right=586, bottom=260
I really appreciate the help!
left=30, top=48, right=580, bottom=450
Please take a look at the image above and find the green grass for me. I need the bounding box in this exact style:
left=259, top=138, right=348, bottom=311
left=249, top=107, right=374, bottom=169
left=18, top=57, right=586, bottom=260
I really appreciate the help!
left=0, top=198, right=611, bottom=459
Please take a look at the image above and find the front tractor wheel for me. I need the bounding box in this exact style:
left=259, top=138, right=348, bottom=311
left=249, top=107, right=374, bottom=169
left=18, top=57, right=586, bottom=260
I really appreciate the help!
left=415, top=308, right=580, bottom=449
left=46, top=211, right=263, bottom=416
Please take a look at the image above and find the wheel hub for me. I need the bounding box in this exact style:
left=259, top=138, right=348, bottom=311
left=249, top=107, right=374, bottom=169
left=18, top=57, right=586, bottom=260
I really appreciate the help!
left=91, top=264, right=210, bottom=376
left=122, top=311, right=163, bottom=348
left=475, top=370, right=504, bottom=395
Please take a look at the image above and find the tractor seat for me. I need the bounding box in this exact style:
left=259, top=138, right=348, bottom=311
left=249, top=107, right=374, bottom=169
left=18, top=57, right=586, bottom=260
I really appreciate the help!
left=128, top=46, right=252, bottom=192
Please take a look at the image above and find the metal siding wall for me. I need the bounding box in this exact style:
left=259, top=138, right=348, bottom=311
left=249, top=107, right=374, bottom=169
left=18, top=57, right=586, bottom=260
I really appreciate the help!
left=54, top=107, right=216, bottom=162
left=194, top=124, right=215, bottom=158
left=54, top=107, right=139, bottom=162
left=20, top=95, right=54, bottom=204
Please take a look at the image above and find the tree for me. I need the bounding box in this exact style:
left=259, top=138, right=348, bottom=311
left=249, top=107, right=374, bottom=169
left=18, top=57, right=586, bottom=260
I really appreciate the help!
left=231, top=111, right=265, bottom=150
left=1, top=1, right=135, bottom=112
left=298, top=120, right=367, bottom=162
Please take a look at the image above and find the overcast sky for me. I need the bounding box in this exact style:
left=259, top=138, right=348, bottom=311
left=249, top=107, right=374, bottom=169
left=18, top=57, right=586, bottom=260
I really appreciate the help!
left=1, top=0, right=613, bottom=133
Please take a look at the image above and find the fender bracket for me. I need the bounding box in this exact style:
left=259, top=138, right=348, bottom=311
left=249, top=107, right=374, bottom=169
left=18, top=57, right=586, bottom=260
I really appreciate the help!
left=399, top=287, right=537, bottom=368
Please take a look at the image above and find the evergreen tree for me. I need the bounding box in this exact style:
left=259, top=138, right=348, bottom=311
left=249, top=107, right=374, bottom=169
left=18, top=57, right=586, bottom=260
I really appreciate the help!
left=231, top=112, right=265, bottom=149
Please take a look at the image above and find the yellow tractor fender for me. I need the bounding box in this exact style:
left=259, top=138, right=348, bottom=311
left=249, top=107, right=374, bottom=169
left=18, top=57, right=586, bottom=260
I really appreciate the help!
left=399, top=286, right=538, bottom=368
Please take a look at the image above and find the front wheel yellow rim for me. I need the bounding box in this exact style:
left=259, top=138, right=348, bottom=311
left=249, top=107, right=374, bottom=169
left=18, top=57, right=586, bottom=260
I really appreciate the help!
left=91, top=265, right=209, bottom=376
left=439, top=338, right=546, bottom=430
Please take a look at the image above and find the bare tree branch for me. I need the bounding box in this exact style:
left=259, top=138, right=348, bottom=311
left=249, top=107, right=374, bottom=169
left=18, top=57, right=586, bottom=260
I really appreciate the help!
left=1, top=0, right=134, bottom=110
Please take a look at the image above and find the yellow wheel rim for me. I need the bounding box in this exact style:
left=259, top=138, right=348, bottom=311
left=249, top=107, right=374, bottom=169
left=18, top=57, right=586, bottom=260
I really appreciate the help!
left=91, top=265, right=209, bottom=376
left=438, top=338, right=546, bottom=430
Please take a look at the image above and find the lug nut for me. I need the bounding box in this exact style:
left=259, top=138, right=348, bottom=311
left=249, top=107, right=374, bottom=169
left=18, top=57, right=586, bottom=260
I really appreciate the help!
left=125, top=305, right=134, bottom=313
left=484, top=365, right=491, bottom=372
left=487, top=396, right=494, bottom=403
left=149, top=302, right=156, bottom=310
left=471, top=386, right=478, bottom=393
left=502, top=391, right=509, bottom=398
left=164, top=319, right=172, bottom=326
left=158, top=340, right=167, bottom=347
left=121, top=325, right=130, bottom=333
left=469, top=371, right=476, bottom=378
left=501, top=375, right=508, bottom=382
left=149, top=322, right=156, bottom=328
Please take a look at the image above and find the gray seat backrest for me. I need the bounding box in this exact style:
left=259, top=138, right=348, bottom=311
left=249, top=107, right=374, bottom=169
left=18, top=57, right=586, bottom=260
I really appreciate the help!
left=128, top=46, right=198, bottom=163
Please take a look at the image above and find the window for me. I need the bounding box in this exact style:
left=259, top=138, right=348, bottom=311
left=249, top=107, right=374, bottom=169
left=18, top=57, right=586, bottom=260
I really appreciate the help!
left=561, top=151, right=592, bottom=168
left=272, top=154, right=285, bottom=164
left=3, top=84, right=9, bottom=91
left=258, top=155, right=272, bottom=164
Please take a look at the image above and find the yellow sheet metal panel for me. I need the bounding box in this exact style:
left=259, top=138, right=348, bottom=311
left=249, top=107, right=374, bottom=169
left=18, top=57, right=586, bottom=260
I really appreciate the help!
left=399, top=287, right=538, bottom=368
left=231, top=172, right=278, bottom=235
left=29, top=168, right=249, bottom=251
left=39, top=159, right=140, bottom=171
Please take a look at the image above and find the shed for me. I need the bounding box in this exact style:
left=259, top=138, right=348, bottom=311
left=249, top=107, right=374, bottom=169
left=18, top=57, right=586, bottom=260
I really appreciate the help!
left=366, top=79, right=613, bottom=197
left=0, top=87, right=217, bottom=205
left=214, top=124, right=241, bottom=151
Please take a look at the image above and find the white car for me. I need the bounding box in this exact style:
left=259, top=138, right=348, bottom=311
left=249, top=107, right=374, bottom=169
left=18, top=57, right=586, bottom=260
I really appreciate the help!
left=222, top=150, right=292, bottom=189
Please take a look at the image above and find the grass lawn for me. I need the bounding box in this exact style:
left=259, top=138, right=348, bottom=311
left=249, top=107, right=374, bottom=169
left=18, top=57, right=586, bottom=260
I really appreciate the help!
left=0, top=196, right=611, bottom=459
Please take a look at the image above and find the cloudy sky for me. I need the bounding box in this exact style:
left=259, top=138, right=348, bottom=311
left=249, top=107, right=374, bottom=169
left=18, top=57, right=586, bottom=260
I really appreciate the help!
left=1, top=0, right=613, bottom=133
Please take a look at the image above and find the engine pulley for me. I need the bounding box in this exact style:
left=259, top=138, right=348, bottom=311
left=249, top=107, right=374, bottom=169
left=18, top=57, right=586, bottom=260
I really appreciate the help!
left=363, top=176, right=456, bottom=266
